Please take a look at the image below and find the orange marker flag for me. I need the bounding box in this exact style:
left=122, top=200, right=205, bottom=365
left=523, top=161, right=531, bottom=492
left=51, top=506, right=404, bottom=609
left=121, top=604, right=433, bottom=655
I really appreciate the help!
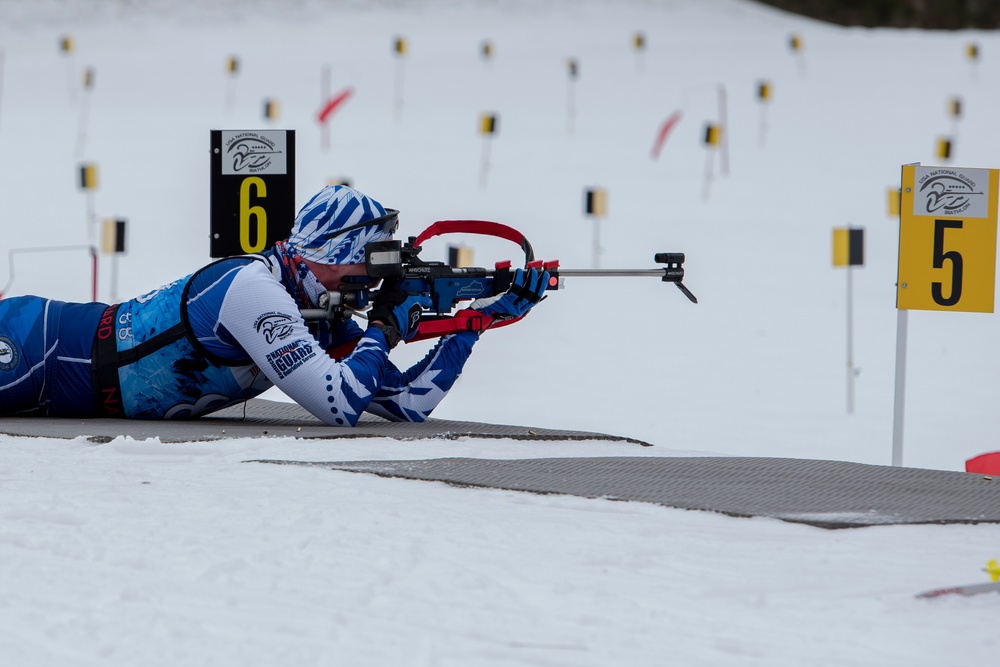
left=651, top=111, right=682, bottom=159
left=317, top=87, right=354, bottom=124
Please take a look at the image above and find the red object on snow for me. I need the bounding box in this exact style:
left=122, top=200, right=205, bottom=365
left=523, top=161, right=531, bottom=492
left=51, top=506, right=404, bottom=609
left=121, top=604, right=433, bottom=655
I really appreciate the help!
left=651, top=111, right=682, bottom=159
left=966, top=451, right=1000, bottom=475
left=317, top=88, right=354, bottom=124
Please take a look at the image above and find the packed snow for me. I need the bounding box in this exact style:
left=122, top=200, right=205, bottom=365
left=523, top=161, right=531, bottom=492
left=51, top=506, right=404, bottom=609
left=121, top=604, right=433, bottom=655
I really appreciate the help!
left=1, top=0, right=999, bottom=664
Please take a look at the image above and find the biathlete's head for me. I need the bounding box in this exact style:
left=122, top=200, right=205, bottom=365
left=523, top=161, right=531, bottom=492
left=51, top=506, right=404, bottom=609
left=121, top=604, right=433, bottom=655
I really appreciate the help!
left=287, top=184, right=398, bottom=290
left=288, top=184, right=397, bottom=264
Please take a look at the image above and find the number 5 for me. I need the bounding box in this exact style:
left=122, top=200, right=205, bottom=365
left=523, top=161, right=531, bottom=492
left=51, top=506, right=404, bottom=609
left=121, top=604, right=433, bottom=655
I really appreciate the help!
left=932, top=219, right=963, bottom=307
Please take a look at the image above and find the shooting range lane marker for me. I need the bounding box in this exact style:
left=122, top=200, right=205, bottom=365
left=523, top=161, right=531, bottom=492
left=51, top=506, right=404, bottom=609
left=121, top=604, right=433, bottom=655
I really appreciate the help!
left=77, top=66, right=95, bottom=158
left=224, top=54, right=239, bottom=114
left=78, top=162, right=98, bottom=242
left=478, top=112, right=498, bottom=188
left=583, top=187, right=607, bottom=268
left=966, top=41, right=979, bottom=81
left=756, top=79, right=771, bottom=148
left=887, top=186, right=901, bottom=218
left=632, top=31, right=645, bottom=73
left=935, top=136, right=952, bottom=163
left=948, top=95, right=962, bottom=146
left=101, top=218, right=127, bottom=302
left=393, top=35, right=407, bottom=122
left=566, top=58, right=578, bottom=135
left=701, top=122, right=721, bottom=201
left=262, top=98, right=280, bottom=123
left=893, top=163, right=1000, bottom=466
left=832, top=227, right=865, bottom=414
left=789, top=32, right=806, bottom=76
left=60, top=34, right=76, bottom=103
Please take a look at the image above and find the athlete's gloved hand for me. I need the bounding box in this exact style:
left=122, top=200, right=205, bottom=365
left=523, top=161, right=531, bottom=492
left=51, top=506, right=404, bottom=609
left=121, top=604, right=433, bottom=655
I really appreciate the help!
left=369, top=279, right=431, bottom=346
left=469, top=267, right=550, bottom=322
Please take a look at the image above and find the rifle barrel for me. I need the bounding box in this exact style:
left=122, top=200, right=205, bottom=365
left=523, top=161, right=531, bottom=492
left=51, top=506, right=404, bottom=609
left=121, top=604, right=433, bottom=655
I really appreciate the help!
left=557, top=269, right=671, bottom=278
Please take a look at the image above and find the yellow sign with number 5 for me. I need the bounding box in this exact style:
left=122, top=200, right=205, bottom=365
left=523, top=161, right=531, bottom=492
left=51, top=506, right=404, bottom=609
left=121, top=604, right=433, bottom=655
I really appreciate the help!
left=896, top=164, right=998, bottom=313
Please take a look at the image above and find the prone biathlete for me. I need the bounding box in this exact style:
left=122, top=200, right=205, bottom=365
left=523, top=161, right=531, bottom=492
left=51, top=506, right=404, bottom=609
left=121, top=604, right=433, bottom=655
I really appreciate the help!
left=0, top=185, right=548, bottom=425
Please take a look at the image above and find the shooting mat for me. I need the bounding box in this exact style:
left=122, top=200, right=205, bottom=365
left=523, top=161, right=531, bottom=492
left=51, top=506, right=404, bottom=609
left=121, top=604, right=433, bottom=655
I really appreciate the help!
left=0, top=398, right=650, bottom=445
left=254, top=456, right=1000, bottom=529
left=4, top=399, right=997, bottom=529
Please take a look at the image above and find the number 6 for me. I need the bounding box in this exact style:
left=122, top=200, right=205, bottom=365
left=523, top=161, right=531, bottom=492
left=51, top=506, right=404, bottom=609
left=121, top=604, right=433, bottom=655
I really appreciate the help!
left=240, top=177, right=267, bottom=253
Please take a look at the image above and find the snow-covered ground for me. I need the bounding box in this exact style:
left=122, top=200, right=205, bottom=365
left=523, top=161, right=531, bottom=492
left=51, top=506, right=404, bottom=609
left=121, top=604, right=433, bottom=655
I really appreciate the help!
left=1, top=1, right=999, bottom=664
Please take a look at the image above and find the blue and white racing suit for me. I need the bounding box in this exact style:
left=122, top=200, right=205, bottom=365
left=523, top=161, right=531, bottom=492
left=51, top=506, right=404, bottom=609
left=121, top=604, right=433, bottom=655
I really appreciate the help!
left=0, top=252, right=477, bottom=425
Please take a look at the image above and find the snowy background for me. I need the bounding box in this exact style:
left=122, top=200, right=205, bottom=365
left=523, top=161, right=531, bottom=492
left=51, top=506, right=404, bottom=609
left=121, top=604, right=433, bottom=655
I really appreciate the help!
left=1, top=0, right=999, bottom=664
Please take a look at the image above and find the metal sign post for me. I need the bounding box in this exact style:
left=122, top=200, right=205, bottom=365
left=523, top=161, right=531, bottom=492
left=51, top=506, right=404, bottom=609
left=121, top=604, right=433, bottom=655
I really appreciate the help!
left=892, top=308, right=909, bottom=467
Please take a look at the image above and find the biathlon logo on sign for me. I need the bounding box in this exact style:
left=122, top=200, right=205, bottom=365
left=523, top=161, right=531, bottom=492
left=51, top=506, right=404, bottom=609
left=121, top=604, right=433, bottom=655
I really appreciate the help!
left=265, top=338, right=316, bottom=379
left=222, top=130, right=288, bottom=175
left=0, top=335, right=19, bottom=371
left=915, top=167, right=988, bottom=218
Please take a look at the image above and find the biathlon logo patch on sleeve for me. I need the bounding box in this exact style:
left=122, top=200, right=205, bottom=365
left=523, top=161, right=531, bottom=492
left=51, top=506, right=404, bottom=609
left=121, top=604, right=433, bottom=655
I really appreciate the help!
left=0, top=335, right=19, bottom=371
left=255, top=312, right=295, bottom=344
left=265, top=338, right=316, bottom=379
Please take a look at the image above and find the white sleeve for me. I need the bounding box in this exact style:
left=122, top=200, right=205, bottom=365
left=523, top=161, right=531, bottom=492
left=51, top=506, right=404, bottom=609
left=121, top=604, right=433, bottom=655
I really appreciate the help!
left=216, top=262, right=391, bottom=426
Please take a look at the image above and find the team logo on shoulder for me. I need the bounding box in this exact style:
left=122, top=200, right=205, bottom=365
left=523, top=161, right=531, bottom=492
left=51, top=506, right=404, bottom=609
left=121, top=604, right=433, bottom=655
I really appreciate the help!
left=0, top=335, right=19, bottom=371
left=254, top=312, right=295, bottom=344
left=265, top=338, right=316, bottom=379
